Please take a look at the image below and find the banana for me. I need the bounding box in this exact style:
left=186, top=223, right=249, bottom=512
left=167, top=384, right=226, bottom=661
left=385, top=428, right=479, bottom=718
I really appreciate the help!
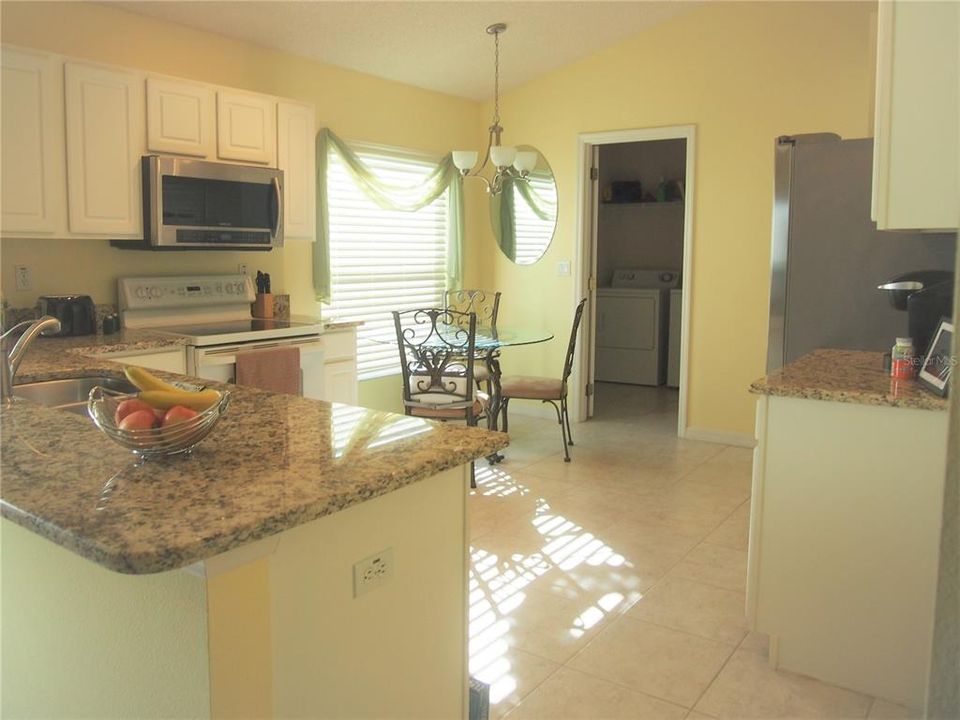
left=124, top=366, right=181, bottom=393
left=138, top=389, right=221, bottom=412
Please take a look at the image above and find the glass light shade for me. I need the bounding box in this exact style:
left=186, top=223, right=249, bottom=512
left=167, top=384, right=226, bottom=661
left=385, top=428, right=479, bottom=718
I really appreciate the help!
left=452, top=151, right=478, bottom=171
left=490, top=145, right=517, bottom=168
left=513, top=151, right=538, bottom=174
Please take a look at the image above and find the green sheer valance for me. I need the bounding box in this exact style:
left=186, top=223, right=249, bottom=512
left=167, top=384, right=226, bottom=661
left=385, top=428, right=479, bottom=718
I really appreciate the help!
left=312, top=128, right=464, bottom=302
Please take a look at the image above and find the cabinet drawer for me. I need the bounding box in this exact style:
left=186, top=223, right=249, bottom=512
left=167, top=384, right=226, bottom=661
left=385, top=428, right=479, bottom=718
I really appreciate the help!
left=321, top=329, right=356, bottom=361
left=104, top=348, right=186, bottom=374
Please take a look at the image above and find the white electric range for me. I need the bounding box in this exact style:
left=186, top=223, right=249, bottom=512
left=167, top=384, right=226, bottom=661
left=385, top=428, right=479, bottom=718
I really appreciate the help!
left=118, top=275, right=326, bottom=397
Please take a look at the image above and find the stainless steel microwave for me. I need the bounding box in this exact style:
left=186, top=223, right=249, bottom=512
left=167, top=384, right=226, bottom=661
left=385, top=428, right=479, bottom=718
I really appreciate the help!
left=137, top=155, right=283, bottom=250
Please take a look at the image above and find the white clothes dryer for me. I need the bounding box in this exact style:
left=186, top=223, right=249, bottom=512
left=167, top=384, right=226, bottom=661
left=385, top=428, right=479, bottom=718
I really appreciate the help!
left=596, top=269, right=680, bottom=386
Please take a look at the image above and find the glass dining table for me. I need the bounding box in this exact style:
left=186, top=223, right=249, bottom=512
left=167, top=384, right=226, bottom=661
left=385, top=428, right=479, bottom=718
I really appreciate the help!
left=384, top=323, right=555, bottom=461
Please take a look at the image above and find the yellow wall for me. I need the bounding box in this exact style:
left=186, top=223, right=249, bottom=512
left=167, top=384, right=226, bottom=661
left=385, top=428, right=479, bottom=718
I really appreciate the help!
left=1, top=520, right=211, bottom=718
left=1, top=2, right=878, bottom=432
left=0, top=1, right=481, bottom=412
left=481, top=1, right=876, bottom=436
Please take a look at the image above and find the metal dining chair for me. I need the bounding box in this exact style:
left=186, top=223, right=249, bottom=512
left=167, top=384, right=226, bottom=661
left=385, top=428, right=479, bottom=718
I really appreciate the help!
left=443, top=289, right=501, bottom=328
left=444, top=289, right=502, bottom=391
left=393, top=307, right=488, bottom=486
left=499, top=298, right=587, bottom=462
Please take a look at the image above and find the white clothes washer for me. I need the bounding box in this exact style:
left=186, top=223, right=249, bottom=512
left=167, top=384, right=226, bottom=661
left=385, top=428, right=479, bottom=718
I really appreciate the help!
left=596, top=269, right=680, bottom=386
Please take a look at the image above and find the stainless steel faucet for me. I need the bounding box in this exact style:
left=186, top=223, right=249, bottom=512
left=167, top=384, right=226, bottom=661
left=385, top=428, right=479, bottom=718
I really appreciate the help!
left=1, top=316, right=61, bottom=401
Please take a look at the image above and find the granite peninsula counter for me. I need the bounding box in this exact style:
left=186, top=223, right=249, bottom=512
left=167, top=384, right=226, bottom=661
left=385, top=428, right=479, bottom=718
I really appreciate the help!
left=750, top=348, right=948, bottom=411
left=746, top=348, right=949, bottom=710
left=2, top=331, right=506, bottom=719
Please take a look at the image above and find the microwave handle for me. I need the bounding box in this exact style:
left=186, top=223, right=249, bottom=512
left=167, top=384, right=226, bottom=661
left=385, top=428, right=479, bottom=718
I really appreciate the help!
left=270, top=177, right=282, bottom=239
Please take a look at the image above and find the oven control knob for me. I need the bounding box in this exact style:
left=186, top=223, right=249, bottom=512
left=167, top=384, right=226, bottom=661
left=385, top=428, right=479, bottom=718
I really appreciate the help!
left=151, top=287, right=163, bottom=298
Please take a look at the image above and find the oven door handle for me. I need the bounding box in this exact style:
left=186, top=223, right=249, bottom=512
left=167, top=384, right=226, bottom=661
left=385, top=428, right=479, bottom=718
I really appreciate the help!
left=270, top=177, right=282, bottom=240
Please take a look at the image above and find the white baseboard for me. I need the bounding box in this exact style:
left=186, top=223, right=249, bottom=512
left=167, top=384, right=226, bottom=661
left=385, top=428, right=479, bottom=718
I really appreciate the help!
left=683, top=426, right=757, bottom=448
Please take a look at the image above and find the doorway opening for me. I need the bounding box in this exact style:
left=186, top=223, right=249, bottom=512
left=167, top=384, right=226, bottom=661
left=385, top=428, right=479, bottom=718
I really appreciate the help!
left=573, top=126, right=695, bottom=437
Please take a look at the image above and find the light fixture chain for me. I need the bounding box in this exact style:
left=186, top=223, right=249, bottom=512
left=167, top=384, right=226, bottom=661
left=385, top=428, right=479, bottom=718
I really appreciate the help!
left=493, top=27, right=501, bottom=126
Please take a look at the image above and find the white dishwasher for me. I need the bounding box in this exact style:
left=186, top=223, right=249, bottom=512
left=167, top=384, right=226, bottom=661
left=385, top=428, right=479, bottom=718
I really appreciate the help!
left=595, top=269, right=679, bottom=386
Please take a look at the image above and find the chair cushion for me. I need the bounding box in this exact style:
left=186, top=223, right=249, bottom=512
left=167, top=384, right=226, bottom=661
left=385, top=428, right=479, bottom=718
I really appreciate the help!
left=409, top=392, right=489, bottom=419
left=500, top=375, right=563, bottom=401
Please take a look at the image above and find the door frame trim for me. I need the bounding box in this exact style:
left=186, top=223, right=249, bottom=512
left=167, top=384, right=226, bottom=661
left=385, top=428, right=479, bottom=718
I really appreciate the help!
left=572, top=125, right=696, bottom=438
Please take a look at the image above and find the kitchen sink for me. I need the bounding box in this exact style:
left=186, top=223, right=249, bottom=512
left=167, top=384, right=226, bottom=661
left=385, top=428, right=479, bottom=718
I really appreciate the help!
left=13, top=376, right=137, bottom=415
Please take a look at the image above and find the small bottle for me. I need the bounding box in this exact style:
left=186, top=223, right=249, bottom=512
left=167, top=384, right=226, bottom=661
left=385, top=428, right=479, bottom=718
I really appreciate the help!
left=890, top=337, right=915, bottom=379
left=656, top=176, right=668, bottom=203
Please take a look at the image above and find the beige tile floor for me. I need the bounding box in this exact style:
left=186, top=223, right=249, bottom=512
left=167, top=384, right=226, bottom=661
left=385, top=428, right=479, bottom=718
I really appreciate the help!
left=468, top=383, right=919, bottom=720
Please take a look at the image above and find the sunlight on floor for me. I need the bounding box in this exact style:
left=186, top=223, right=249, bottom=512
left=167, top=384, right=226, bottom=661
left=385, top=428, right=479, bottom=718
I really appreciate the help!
left=467, top=465, right=638, bottom=704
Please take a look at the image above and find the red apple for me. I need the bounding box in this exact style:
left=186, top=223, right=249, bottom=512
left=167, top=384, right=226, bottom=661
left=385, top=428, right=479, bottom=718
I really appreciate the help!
left=162, top=405, right=199, bottom=427
left=118, top=409, right=159, bottom=431
left=114, top=399, right=156, bottom=426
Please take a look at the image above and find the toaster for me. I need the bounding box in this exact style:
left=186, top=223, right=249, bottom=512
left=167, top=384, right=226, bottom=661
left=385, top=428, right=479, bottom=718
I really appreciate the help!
left=38, top=295, right=97, bottom=337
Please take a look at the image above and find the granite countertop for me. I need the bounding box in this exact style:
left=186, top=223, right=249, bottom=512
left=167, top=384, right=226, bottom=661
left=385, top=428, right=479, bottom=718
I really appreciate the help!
left=1, top=332, right=507, bottom=575
left=750, top=349, right=949, bottom=411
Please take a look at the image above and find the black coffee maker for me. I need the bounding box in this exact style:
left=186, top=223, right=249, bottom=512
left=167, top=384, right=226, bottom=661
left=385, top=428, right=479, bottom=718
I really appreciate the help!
left=878, top=271, right=954, bottom=356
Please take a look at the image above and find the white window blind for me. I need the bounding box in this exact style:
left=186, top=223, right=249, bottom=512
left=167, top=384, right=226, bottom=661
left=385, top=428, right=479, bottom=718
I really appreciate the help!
left=513, top=172, right=558, bottom=265
left=324, top=144, right=449, bottom=380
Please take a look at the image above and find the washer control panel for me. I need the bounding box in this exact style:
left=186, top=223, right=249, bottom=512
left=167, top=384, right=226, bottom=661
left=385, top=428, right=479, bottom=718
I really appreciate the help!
left=610, top=269, right=681, bottom=289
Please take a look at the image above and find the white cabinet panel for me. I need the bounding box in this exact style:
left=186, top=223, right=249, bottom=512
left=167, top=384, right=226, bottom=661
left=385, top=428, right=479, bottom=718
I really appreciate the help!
left=65, top=62, right=145, bottom=236
left=147, top=77, right=215, bottom=158
left=322, top=360, right=358, bottom=405
left=104, top=348, right=186, bottom=374
left=1, top=48, right=65, bottom=235
left=751, top=395, right=947, bottom=707
left=277, top=101, right=316, bottom=240
left=217, top=91, right=276, bottom=166
left=872, top=0, right=959, bottom=230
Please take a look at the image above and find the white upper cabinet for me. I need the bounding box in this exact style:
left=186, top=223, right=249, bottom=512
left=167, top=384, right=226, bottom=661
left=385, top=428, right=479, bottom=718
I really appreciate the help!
left=1, top=48, right=66, bottom=235
left=64, top=61, right=145, bottom=236
left=277, top=101, right=316, bottom=240
left=872, top=0, right=959, bottom=231
left=217, top=90, right=277, bottom=166
left=146, top=77, right=215, bottom=158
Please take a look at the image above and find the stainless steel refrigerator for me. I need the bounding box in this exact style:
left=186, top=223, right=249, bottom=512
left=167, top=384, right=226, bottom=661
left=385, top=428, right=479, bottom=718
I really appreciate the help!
left=766, top=134, right=956, bottom=371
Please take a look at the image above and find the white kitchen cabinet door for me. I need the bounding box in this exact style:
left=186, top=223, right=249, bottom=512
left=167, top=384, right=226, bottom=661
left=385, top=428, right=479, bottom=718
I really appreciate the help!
left=217, top=91, right=276, bottom=166
left=1, top=48, right=66, bottom=235
left=872, top=0, right=959, bottom=230
left=146, top=77, right=215, bottom=158
left=277, top=101, right=316, bottom=240
left=322, top=360, right=358, bottom=405
left=65, top=62, right=145, bottom=236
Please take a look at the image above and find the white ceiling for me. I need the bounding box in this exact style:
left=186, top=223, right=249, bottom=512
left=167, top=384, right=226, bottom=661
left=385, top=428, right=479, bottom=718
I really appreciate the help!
left=114, top=1, right=697, bottom=101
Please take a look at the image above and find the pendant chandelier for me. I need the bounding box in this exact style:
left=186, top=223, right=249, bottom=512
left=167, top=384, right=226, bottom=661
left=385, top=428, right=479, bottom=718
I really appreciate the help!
left=452, top=23, right=538, bottom=196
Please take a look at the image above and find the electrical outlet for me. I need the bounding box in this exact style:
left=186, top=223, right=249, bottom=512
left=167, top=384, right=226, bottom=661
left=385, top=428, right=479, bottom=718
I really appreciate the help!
left=237, top=263, right=248, bottom=275
left=14, top=265, right=32, bottom=291
left=353, top=548, right=394, bottom=597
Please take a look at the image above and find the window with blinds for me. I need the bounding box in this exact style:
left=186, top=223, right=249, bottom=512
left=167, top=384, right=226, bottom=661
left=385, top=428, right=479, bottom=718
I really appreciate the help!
left=512, top=172, right=558, bottom=265
left=324, top=145, right=449, bottom=380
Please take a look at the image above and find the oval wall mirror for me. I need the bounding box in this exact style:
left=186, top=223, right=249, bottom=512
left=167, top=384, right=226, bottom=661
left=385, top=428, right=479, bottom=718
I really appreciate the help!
left=489, top=146, right=558, bottom=265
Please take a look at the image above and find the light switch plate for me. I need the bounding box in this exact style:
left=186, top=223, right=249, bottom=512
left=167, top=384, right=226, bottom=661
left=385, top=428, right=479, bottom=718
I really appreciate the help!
left=557, top=261, right=571, bottom=277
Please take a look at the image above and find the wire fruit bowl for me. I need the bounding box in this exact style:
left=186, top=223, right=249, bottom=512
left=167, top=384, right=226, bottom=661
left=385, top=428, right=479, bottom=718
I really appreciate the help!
left=87, top=385, right=230, bottom=459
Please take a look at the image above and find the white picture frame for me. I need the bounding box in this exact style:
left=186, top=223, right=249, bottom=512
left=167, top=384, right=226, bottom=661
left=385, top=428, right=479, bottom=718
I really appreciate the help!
left=917, top=317, right=954, bottom=397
